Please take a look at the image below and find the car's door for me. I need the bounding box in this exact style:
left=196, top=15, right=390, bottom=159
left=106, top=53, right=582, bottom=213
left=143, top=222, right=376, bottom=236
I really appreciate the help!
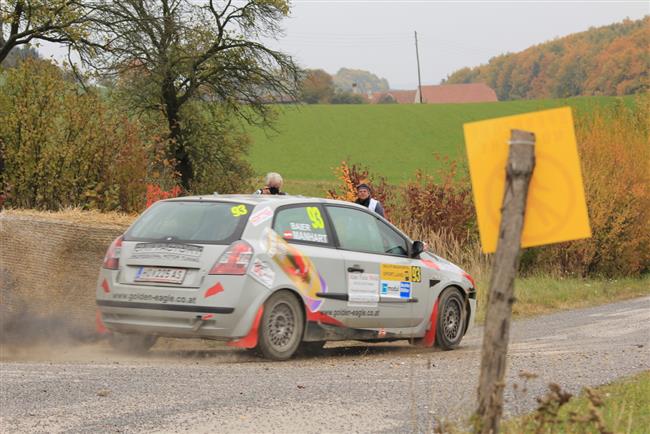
left=271, top=204, right=350, bottom=321
left=324, top=205, right=429, bottom=329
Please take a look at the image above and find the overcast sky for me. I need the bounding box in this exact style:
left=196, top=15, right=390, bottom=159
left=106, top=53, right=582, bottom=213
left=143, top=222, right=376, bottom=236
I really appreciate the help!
left=272, top=1, right=648, bottom=89
left=39, top=1, right=648, bottom=90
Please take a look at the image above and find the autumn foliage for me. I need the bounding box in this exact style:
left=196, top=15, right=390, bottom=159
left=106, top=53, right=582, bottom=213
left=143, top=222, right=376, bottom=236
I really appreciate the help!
left=329, top=96, right=649, bottom=277
left=527, top=96, right=650, bottom=276
left=145, top=185, right=183, bottom=208
left=326, top=161, right=393, bottom=219
left=445, top=17, right=649, bottom=99
left=0, top=59, right=172, bottom=212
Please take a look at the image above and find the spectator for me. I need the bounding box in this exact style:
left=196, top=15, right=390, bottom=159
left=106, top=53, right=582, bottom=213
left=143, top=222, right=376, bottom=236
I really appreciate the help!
left=355, top=183, right=385, bottom=217
left=255, top=172, right=287, bottom=195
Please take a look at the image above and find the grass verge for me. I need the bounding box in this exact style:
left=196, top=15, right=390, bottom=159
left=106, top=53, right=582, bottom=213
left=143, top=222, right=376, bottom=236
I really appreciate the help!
left=502, top=370, right=650, bottom=434
left=475, top=275, right=650, bottom=323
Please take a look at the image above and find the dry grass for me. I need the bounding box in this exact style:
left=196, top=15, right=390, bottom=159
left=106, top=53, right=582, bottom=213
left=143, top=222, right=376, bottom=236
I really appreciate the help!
left=473, top=275, right=650, bottom=323
left=1, top=207, right=136, bottom=228
left=503, top=370, right=650, bottom=434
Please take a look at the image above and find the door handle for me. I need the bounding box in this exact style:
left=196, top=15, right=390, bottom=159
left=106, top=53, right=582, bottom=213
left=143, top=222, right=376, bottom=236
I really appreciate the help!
left=347, top=266, right=364, bottom=273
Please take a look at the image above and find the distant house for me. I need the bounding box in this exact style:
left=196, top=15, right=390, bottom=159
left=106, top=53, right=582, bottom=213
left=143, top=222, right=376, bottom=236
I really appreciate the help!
left=369, top=83, right=497, bottom=104
left=368, top=90, right=417, bottom=104
left=416, top=83, right=497, bottom=103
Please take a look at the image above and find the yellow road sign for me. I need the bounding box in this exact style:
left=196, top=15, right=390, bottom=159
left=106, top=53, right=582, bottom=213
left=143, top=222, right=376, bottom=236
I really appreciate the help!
left=464, top=107, right=591, bottom=253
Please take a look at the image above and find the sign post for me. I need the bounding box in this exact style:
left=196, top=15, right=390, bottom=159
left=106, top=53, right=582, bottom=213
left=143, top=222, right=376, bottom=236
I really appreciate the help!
left=463, top=107, right=591, bottom=433
left=475, top=130, right=535, bottom=434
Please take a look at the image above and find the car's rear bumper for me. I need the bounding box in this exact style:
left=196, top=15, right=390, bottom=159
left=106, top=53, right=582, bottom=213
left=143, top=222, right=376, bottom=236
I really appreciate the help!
left=96, top=270, right=269, bottom=339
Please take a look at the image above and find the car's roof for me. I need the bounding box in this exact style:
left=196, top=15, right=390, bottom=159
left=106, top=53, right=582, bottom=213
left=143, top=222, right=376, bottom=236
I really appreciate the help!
left=164, top=194, right=354, bottom=207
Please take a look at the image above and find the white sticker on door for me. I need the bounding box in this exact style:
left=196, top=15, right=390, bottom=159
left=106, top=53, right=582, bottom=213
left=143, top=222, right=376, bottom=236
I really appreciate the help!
left=348, top=273, right=379, bottom=307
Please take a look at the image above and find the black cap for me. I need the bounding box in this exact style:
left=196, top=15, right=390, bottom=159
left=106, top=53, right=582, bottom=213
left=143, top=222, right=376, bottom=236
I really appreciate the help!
left=356, top=183, right=371, bottom=191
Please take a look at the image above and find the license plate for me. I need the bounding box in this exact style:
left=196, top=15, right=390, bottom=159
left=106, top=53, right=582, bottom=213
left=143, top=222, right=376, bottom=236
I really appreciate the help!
left=135, top=267, right=187, bottom=284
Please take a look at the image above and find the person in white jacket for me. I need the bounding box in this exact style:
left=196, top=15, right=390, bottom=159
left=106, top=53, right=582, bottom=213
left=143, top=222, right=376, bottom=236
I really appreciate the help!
left=355, top=183, right=385, bottom=217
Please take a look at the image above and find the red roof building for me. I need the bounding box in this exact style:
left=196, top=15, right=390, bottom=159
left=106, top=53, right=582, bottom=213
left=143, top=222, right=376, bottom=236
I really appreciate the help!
left=369, top=90, right=417, bottom=104
left=416, top=83, right=497, bottom=103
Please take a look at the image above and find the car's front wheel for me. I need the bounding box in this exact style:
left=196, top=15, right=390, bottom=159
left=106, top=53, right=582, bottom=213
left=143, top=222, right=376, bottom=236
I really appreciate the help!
left=108, top=332, right=158, bottom=354
left=435, top=288, right=467, bottom=350
left=257, top=291, right=304, bottom=360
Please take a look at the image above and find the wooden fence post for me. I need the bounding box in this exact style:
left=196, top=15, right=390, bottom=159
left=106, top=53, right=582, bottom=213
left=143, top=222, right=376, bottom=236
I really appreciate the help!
left=476, top=129, right=536, bottom=433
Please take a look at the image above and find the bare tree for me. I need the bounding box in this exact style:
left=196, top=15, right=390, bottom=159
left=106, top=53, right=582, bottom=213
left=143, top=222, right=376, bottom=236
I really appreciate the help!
left=79, top=0, right=299, bottom=189
left=0, top=1, right=95, bottom=64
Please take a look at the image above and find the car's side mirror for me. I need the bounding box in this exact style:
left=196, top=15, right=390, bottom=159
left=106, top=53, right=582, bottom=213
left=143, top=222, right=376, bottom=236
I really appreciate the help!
left=411, top=240, right=425, bottom=258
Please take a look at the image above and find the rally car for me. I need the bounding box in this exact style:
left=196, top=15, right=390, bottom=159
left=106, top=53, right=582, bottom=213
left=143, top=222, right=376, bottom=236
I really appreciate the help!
left=96, top=195, right=477, bottom=360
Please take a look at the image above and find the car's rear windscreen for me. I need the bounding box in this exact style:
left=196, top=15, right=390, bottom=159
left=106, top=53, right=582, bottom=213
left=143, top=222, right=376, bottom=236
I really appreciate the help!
left=125, top=201, right=252, bottom=244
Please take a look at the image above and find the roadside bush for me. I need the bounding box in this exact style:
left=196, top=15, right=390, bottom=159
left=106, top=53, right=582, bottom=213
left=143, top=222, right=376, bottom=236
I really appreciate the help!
left=326, top=159, right=484, bottom=277
left=400, top=157, right=477, bottom=244
left=529, top=96, right=650, bottom=276
left=326, top=94, right=649, bottom=279
left=330, top=91, right=366, bottom=104
left=0, top=59, right=160, bottom=212
left=326, top=160, right=393, bottom=218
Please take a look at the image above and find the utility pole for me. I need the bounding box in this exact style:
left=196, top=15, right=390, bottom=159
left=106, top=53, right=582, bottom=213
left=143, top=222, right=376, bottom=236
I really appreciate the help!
left=414, top=31, right=423, bottom=103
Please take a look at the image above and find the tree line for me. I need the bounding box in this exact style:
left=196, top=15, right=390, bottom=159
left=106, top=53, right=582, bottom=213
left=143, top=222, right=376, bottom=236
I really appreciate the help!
left=443, top=17, right=649, bottom=100
left=1, top=0, right=299, bottom=196
left=299, top=67, right=390, bottom=104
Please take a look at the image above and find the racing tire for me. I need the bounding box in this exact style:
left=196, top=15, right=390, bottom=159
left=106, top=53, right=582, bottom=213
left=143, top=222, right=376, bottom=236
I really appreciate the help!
left=435, top=288, right=467, bottom=350
left=257, top=291, right=304, bottom=361
left=108, top=332, right=158, bottom=354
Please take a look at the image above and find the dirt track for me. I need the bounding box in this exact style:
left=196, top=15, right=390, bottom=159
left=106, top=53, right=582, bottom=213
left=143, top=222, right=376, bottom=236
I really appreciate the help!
left=1, top=297, right=649, bottom=433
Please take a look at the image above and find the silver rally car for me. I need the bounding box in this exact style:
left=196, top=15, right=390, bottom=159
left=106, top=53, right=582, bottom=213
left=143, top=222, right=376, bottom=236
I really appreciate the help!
left=97, top=195, right=477, bottom=360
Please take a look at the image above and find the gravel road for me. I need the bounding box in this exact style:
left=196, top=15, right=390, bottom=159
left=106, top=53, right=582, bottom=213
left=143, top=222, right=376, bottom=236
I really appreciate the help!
left=1, top=297, right=649, bottom=433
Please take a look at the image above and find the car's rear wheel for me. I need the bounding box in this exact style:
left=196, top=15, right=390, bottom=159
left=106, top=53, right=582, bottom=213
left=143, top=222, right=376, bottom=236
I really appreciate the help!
left=108, top=332, right=158, bottom=354
left=435, top=288, right=467, bottom=350
left=257, top=291, right=304, bottom=360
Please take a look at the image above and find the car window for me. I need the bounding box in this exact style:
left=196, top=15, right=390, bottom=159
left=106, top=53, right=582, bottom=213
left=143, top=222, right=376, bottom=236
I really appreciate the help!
left=273, top=205, right=330, bottom=244
left=126, top=201, right=250, bottom=244
left=376, top=219, right=409, bottom=256
left=326, top=206, right=409, bottom=256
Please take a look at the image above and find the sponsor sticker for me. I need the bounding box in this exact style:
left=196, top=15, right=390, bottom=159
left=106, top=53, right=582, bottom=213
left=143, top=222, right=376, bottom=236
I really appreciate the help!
left=380, top=264, right=412, bottom=281
left=249, top=259, right=275, bottom=289
left=399, top=281, right=411, bottom=298
left=348, top=273, right=380, bottom=307
left=380, top=280, right=401, bottom=298
left=380, top=280, right=411, bottom=299
left=250, top=206, right=274, bottom=226
left=131, top=243, right=202, bottom=262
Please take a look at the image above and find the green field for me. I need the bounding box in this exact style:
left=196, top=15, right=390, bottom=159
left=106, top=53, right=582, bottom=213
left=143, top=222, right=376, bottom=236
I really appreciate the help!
left=248, top=96, right=628, bottom=195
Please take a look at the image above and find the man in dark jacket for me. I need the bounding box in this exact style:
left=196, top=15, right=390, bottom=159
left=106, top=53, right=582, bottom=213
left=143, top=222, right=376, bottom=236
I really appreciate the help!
left=355, top=183, right=385, bottom=217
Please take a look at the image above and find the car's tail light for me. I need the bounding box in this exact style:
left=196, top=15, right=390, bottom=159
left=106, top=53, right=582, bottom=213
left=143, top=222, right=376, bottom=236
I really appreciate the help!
left=209, top=241, right=253, bottom=275
left=102, top=235, right=123, bottom=270
left=462, top=271, right=476, bottom=288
